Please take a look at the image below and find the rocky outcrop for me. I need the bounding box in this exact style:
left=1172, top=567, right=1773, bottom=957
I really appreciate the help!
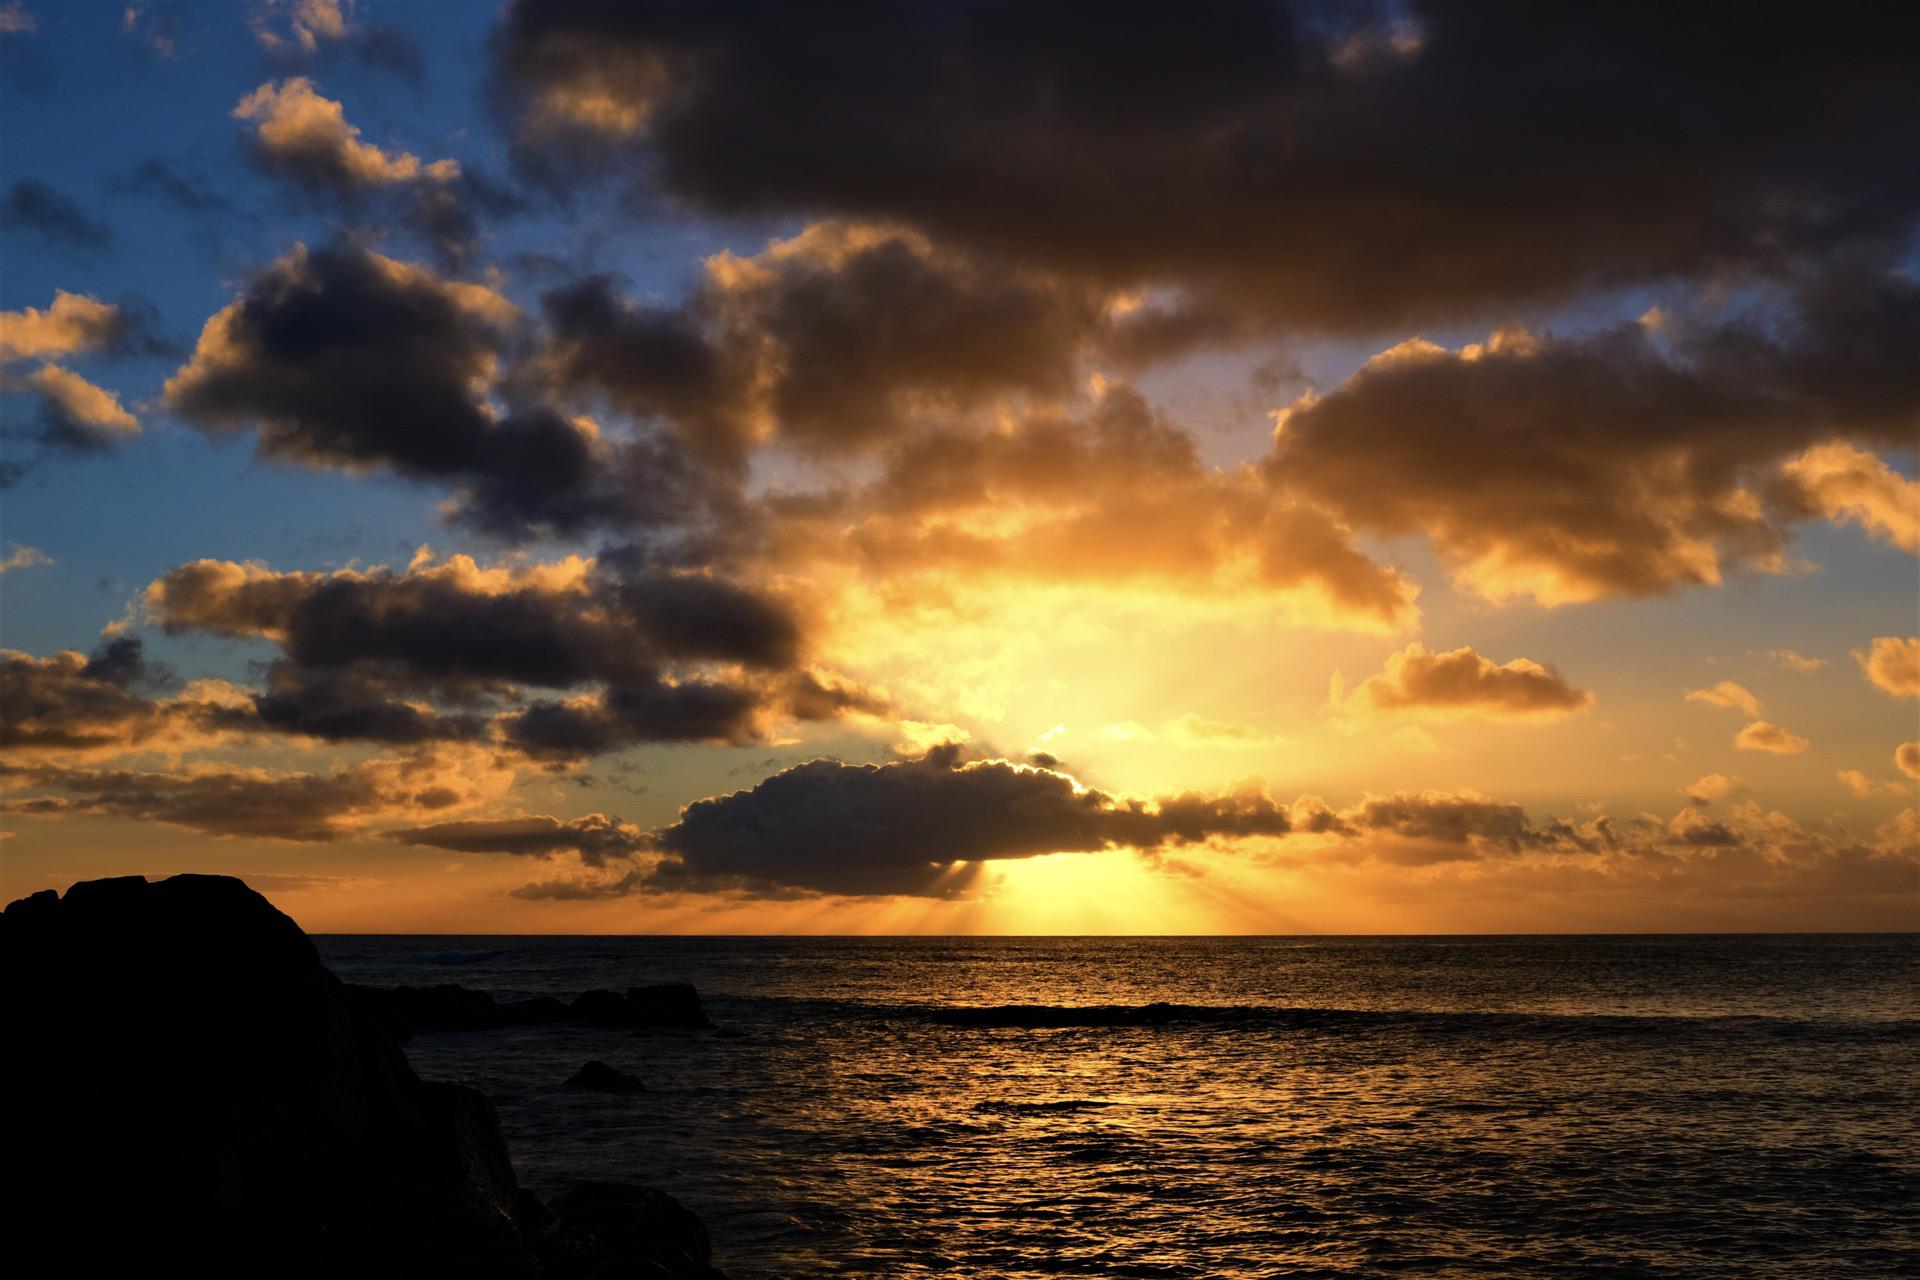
left=567, top=1060, right=647, bottom=1093
left=353, top=981, right=712, bottom=1038
left=624, top=983, right=712, bottom=1029
left=535, top=1183, right=718, bottom=1279
left=0, top=875, right=724, bottom=1279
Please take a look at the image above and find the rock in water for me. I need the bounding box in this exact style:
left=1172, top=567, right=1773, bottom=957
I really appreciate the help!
left=537, top=1183, right=721, bottom=1279
left=0, top=874, right=725, bottom=1279
left=626, top=983, right=713, bottom=1029
left=567, top=1060, right=647, bottom=1093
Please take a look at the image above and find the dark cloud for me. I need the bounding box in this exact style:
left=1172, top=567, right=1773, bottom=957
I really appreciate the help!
left=143, top=552, right=861, bottom=758
left=110, top=160, right=234, bottom=215
left=534, top=225, right=1125, bottom=462
left=1343, top=792, right=1572, bottom=853
left=162, top=243, right=686, bottom=540
left=249, top=662, right=485, bottom=745
left=498, top=676, right=775, bottom=759
left=493, top=1, right=1920, bottom=332
left=1, top=639, right=164, bottom=751
left=147, top=553, right=800, bottom=690
left=1267, top=271, right=1920, bottom=603
left=391, top=813, right=646, bottom=867
left=639, top=745, right=1291, bottom=897
left=0, top=638, right=247, bottom=753
left=1, top=179, right=111, bottom=251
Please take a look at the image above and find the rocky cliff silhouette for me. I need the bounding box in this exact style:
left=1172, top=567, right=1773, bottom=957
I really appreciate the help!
left=1, top=874, right=724, bottom=1279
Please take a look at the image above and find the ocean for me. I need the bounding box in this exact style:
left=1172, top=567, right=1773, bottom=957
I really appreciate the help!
left=315, top=935, right=1919, bottom=1279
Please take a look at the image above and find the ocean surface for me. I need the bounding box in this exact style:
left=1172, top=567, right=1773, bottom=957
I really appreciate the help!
left=315, top=935, right=1920, bottom=1279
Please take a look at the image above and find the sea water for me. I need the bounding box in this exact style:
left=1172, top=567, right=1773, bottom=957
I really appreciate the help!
left=315, top=935, right=1919, bottom=1279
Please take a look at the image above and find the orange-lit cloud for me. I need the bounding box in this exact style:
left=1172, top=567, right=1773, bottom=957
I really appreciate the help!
left=1779, top=442, right=1920, bottom=554
left=1769, top=649, right=1827, bottom=672
left=1339, top=642, right=1592, bottom=721
left=1684, top=773, right=1745, bottom=805
left=1838, top=769, right=1907, bottom=798
left=1735, top=720, right=1809, bottom=755
left=1685, top=681, right=1763, bottom=717
left=1855, top=636, right=1920, bottom=699
left=234, top=77, right=458, bottom=189
left=1898, top=743, right=1920, bottom=782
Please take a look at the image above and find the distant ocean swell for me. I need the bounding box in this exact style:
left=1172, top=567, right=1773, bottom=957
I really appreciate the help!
left=745, top=995, right=1920, bottom=1045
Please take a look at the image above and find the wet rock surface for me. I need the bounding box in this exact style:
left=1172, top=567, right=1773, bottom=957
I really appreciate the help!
left=1, top=875, right=725, bottom=1279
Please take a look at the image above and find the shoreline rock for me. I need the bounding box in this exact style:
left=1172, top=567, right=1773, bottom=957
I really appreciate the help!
left=1, top=874, right=725, bottom=1279
left=566, top=1060, right=647, bottom=1093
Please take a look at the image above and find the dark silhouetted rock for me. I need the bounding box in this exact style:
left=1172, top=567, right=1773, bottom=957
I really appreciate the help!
left=531, top=1182, right=723, bottom=1280
left=567, top=1060, right=647, bottom=1093
left=502, top=994, right=571, bottom=1024
left=1, top=875, right=728, bottom=1279
left=1, top=875, right=534, bottom=1277
left=571, top=988, right=633, bottom=1024
left=626, top=983, right=713, bottom=1029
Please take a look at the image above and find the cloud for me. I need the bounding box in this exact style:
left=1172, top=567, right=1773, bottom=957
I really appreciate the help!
left=249, top=0, right=425, bottom=90
left=0, top=2, right=36, bottom=35
left=499, top=668, right=883, bottom=761
left=1898, top=743, right=1920, bottom=782
left=1854, top=636, right=1920, bottom=699
left=110, top=159, right=234, bottom=214
left=1839, top=769, right=1906, bottom=799
left=892, top=720, right=971, bottom=755
left=0, top=290, right=168, bottom=364
left=1768, top=649, right=1827, bottom=673
left=119, top=4, right=182, bottom=60
left=1265, top=273, right=1920, bottom=606
left=1735, top=721, right=1809, bottom=755
left=628, top=745, right=1292, bottom=897
left=757, top=382, right=1418, bottom=631
left=390, top=813, right=646, bottom=868
left=146, top=550, right=799, bottom=685
left=250, top=0, right=349, bottom=54
left=141, top=549, right=871, bottom=758
left=0, top=638, right=253, bottom=755
left=1685, top=681, right=1763, bottom=717
left=0, top=543, right=50, bottom=574
left=234, top=77, right=457, bottom=191
left=0, top=179, right=110, bottom=250
left=1684, top=773, right=1745, bottom=805
left=492, top=3, right=1920, bottom=333
left=15, top=364, right=139, bottom=450
left=162, top=243, right=682, bottom=539
left=1778, top=441, right=1920, bottom=554
left=0, top=746, right=510, bottom=842
left=1330, top=790, right=1599, bottom=859
left=536, top=224, right=1122, bottom=462
left=1342, top=642, right=1591, bottom=721
left=230, top=80, right=509, bottom=264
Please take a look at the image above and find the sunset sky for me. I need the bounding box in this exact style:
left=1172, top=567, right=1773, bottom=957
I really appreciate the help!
left=2, top=0, right=1915, bottom=933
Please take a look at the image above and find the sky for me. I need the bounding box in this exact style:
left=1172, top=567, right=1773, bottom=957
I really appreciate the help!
left=1, top=0, right=1916, bottom=934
